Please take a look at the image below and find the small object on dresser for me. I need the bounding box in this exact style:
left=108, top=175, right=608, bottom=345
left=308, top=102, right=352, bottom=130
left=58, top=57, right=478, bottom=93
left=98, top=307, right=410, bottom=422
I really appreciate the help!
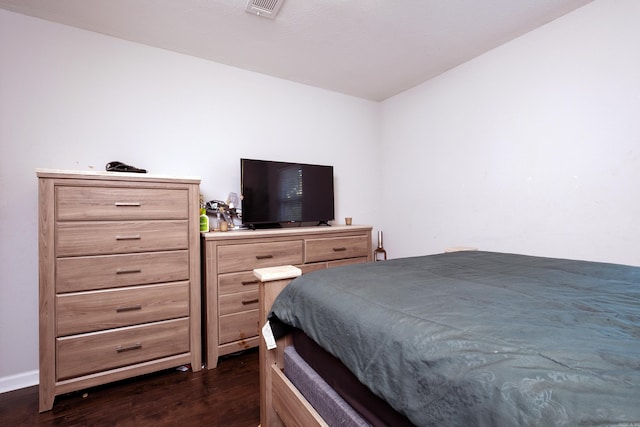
left=200, top=208, right=209, bottom=232
left=105, top=161, right=147, bottom=173
left=345, top=217, right=352, bottom=226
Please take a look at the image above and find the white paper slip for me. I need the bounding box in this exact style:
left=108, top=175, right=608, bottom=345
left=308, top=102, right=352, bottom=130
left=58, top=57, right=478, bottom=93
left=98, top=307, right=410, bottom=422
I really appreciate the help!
left=262, top=321, right=277, bottom=350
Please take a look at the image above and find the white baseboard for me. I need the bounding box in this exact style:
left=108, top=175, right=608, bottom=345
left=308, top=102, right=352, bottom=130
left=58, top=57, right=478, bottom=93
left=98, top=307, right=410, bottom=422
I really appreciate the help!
left=0, top=370, right=38, bottom=394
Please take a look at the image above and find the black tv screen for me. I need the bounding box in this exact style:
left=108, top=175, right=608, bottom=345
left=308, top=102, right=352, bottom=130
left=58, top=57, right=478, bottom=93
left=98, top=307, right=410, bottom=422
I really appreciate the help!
left=241, top=158, right=335, bottom=227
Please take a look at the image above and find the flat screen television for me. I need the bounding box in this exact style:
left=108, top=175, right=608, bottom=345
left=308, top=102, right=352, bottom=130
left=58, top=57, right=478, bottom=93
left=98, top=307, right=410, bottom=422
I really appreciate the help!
left=240, top=158, right=335, bottom=228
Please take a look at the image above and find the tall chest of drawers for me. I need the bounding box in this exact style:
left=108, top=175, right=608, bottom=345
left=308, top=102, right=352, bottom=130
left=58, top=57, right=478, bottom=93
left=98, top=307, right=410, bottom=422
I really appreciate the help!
left=202, top=225, right=372, bottom=368
left=37, top=169, right=202, bottom=412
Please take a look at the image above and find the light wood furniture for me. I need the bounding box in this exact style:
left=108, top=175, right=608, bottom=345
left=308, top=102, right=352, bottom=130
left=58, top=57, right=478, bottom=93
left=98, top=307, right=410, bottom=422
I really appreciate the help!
left=201, top=225, right=372, bottom=368
left=257, top=267, right=326, bottom=427
left=37, top=169, right=202, bottom=412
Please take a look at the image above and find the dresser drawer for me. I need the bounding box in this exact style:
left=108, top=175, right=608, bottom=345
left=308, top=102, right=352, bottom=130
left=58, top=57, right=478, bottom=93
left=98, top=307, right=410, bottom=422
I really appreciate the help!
left=56, top=250, right=189, bottom=293
left=56, top=282, right=190, bottom=336
left=56, top=318, right=190, bottom=380
left=217, top=240, right=303, bottom=274
left=56, top=186, right=188, bottom=221
left=219, top=310, right=259, bottom=345
left=218, top=271, right=260, bottom=296
left=56, top=220, right=188, bottom=256
left=219, top=290, right=259, bottom=316
left=305, top=235, right=370, bottom=263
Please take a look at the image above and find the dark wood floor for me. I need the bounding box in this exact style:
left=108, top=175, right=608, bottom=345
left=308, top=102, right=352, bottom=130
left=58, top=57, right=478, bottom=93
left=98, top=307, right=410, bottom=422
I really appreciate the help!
left=0, top=349, right=259, bottom=427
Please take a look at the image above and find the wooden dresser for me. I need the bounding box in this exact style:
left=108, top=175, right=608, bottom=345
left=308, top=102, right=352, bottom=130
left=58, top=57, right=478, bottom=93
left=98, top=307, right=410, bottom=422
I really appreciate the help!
left=201, top=225, right=372, bottom=368
left=37, top=169, right=202, bottom=412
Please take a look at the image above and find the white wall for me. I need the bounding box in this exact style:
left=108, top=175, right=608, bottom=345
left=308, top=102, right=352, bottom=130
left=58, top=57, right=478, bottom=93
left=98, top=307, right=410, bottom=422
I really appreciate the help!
left=380, top=0, right=640, bottom=266
left=0, top=10, right=381, bottom=390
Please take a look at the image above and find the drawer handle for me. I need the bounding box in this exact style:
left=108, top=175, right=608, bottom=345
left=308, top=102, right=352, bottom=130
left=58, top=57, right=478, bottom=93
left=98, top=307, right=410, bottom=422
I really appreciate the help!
left=241, top=280, right=259, bottom=286
left=242, top=298, right=259, bottom=305
left=116, top=268, right=142, bottom=275
left=115, top=235, right=141, bottom=240
left=116, top=304, right=142, bottom=313
left=116, top=343, right=142, bottom=353
left=115, top=202, right=141, bottom=207
left=256, top=255, right=274, bottom=260
left=333, top=247, right=347, bottom=252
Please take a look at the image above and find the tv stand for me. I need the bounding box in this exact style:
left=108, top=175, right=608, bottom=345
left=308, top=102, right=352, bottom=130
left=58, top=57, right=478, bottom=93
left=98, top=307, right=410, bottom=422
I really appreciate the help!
left=317, top=221, right=331, bottom=226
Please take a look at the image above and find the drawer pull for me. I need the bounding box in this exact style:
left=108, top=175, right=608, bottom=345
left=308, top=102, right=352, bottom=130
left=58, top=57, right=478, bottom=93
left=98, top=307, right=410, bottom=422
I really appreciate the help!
left=333, top=247, right=347, bottom=252
left=115, top=235, right=141, bottom=241
left=256, top=255, right=274, bottom=260
left=114, top=202, right=141, bottom=207
left=116, top=268, right=142, bottom=275
left=242, top=298, right=259, bottom=305
left=116, top=343, right=142, bottom=353
left=116, top=304, right=142, bottom=313
left=241, top=280, right=259, bottom=286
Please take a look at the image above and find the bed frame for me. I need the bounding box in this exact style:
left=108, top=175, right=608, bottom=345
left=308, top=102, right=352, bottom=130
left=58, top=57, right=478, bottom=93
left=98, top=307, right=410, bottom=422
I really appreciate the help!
left=256, top=266, right=329, bottom=427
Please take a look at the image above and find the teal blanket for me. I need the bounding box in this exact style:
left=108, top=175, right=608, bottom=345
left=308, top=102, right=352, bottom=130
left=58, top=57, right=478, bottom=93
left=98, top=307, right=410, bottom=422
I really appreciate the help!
left=269, top=251, right=640, bottom=426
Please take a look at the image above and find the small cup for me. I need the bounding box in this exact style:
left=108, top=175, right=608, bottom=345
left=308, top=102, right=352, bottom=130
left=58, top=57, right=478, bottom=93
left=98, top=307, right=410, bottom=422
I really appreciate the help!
left=345, top=217, right=352, bottom=226
left=219, top=221, right=228, bottom=232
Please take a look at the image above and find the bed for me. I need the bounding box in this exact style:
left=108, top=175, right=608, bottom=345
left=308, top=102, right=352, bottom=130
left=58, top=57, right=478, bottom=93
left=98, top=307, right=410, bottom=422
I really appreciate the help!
left=257, top=251, right=640, bottom=426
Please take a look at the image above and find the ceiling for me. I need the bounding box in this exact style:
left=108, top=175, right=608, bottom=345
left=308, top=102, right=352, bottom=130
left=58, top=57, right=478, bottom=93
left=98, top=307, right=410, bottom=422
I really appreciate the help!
left=0, top=0, right=593, bottom=101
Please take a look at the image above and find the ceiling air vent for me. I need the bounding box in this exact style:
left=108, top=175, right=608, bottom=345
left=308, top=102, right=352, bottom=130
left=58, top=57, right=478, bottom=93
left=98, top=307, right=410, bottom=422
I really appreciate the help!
left=245, top=0, right=284, bottom=19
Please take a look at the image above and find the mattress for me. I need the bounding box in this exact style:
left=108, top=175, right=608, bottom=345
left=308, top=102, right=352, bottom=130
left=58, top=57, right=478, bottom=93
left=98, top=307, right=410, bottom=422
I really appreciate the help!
left=291, top=328, right=414, bottom=427
left=269, top=251, right=640, bottom=426
left=284, top=344, right=370, bottom=427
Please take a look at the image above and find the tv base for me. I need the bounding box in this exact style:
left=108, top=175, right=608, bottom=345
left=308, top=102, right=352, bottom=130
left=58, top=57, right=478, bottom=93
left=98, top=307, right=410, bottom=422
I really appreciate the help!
left=247, top=223, right=282, bottom=230
left=246, top=221, right=333, bottom=230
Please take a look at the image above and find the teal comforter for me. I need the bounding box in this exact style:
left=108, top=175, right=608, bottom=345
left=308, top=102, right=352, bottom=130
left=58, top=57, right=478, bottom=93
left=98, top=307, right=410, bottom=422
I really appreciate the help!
left=269, top=251, right=640, bottom=426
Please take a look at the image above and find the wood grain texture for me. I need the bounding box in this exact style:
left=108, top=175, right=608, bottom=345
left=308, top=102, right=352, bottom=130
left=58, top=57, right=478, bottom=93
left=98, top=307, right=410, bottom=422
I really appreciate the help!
left=56, top=281, right=190, bottom=336
left=56, top=220, right=188, bottom=257
left=56, top=318, right=190, bottom=379
left=56, top=250, right=189, bottom=292
left=56, top=186, right=188, bottom=220
left=202, top=225, right=372, bottom=370
left=37, top=170, right=201, bottom=412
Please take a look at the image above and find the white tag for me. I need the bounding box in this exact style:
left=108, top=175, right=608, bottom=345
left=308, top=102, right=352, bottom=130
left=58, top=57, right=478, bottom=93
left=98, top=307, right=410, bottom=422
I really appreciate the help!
left=262, top=320, right=277, bottom=350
